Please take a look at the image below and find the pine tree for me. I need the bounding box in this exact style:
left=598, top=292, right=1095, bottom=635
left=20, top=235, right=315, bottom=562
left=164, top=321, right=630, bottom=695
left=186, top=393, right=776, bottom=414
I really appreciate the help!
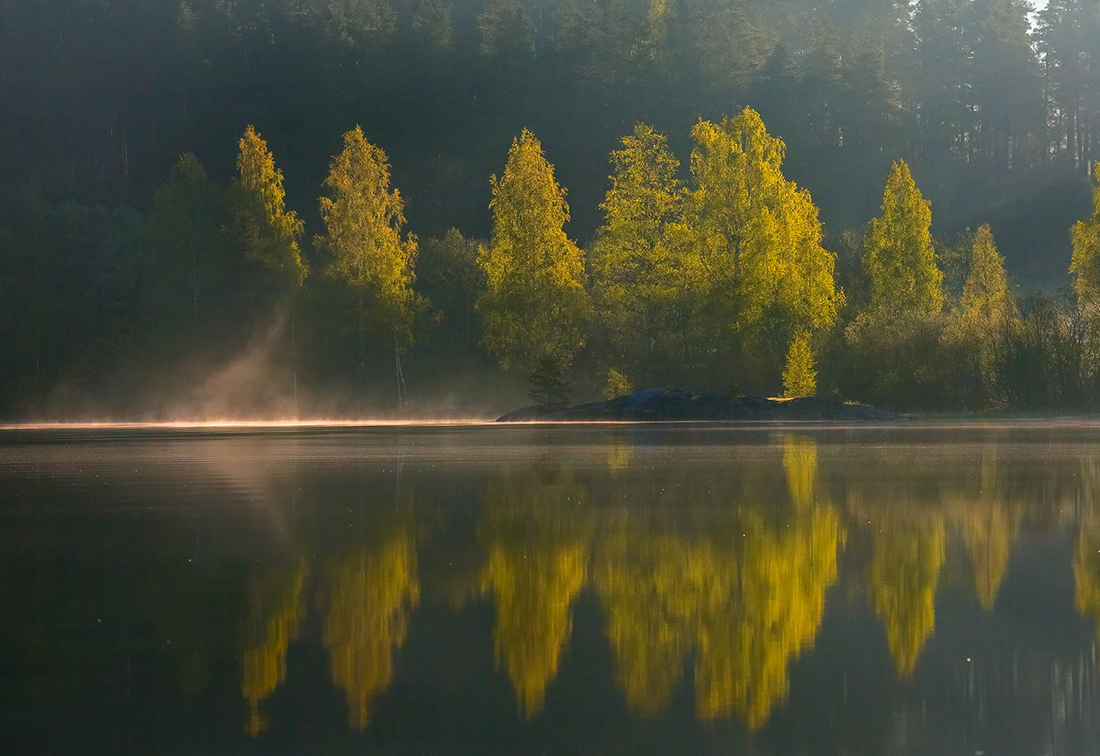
left=865, top=160, right=943, bottom=317
left=782, top=331, right=816, bottom=398
left=477, top=129, right=590, bottom=400
left=317, top=127, right=418, bottom=405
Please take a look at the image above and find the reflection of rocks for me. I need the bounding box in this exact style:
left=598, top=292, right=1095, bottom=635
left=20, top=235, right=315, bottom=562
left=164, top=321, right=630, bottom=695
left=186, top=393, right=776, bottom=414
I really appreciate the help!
left=498, top=388, right=903, bottom=422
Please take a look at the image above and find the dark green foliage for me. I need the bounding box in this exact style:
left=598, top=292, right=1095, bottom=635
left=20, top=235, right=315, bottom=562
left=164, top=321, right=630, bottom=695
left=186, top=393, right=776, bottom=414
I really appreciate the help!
left=529, top=357, right=572, bottom=413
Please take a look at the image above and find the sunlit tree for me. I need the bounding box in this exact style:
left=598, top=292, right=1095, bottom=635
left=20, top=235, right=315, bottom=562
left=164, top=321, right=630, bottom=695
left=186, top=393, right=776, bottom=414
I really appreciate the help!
left=230, top=126, right=307, bottom=288
left=688, top=108, right=842, bottom=379
left=865, top=160, right=943, bottom=317
left=317, top=126, right=418, bottom=404
left=477, top=129, right=590, bottom=409
left=590, top=123, right=690, bottom=377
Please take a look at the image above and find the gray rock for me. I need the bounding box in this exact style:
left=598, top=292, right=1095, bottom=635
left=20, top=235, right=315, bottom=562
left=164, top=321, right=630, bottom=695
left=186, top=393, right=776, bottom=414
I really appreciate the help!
left=496, top=388, right=903, bottom=422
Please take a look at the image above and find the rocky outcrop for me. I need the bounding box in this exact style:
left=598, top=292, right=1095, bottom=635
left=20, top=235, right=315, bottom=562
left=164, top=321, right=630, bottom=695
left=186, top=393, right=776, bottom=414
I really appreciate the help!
left=496, top=387, right=903, bottom=422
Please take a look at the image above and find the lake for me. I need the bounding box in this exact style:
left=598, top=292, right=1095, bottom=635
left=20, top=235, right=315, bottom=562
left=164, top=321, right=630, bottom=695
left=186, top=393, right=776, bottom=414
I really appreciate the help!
left=2, top=422, right=1100, bottom=754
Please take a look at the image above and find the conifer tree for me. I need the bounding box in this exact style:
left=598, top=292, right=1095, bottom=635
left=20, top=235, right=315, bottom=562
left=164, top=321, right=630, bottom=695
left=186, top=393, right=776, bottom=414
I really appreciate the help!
left=477, top=129, right=590, bottom=410
left=590, top=123, right=689, bottom=376
left=317, top=127, right=418, bottom=405
left=865, top=161, right=943, bottom=317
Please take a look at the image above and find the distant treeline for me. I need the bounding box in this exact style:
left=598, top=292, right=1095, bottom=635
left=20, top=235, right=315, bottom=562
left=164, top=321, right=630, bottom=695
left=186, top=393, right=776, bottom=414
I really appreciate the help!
left=2, top=105, right=1100, bottom=417
left=1, top=1, right=1098, bottom=266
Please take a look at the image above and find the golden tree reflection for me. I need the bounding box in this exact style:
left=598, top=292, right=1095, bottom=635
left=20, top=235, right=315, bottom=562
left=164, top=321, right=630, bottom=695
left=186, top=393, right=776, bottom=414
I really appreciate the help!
left=242, top=558, right=309, bottom=736
left=1074, top=531, right=1100, bottom=652
left=867, top=518, right=945, bottom=677
left=693, top=507, right=841, bottom=726
left=323, top=533, right=420, bottom=730
left=480, top=471, right=591, bottom=718
left=594, top=436, right=842, bottom=728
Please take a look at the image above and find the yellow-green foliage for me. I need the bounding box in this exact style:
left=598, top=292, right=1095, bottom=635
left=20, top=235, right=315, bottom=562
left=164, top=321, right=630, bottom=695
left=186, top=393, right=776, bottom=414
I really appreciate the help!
left=241, top=559, right=308, bottom=736
left=604, top=367, right=633, bottom=400
left=478, top=472, right=592, bottom=718
left=947, top=225, right=1019, bottom=402
left=323, top=536, right=420, bottom=730
left=1071, top=166, right=1100, bottom=309
left=867, top=518, right=945, bottom=677
left=232, top=126, right=307, bottom=287
left=590, top=124, right=690, bottom=370
left=688, top=108, right=842, bottom=349
left=1075, top=531, right=1100, bottom=655
left=865, top=161, right=943, bottom=317
left=782, top=331, right=816, bottom=398
left=317, top=127, right=418, bottom=340
left=477, top=129, right=590, bottom=372
left=593, top=505, right=841, bottom=728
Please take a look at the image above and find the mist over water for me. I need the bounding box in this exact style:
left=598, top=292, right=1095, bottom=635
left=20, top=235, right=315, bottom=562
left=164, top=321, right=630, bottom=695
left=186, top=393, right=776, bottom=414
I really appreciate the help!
left=4, top=423, right=1100, bottom=754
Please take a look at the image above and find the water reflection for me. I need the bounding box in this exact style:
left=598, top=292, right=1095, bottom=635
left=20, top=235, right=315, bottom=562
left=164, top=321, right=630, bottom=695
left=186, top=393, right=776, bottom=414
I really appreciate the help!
left=479, top=469, right=592, bottom=718
left=242, top=559, right=308, bottom=735
left=323, top=531, right=420, bottom=730
left=8, top=426, right=1100, bottom=753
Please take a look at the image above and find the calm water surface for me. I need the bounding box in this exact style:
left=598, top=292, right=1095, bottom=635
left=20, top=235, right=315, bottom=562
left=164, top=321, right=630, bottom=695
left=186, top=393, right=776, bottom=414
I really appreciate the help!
left=3, top=423, right=1100, bottom=755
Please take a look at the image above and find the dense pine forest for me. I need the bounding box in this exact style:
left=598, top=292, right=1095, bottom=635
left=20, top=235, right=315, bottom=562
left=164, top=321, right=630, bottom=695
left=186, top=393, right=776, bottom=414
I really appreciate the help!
left=2, top=0, right=1100, bottom=418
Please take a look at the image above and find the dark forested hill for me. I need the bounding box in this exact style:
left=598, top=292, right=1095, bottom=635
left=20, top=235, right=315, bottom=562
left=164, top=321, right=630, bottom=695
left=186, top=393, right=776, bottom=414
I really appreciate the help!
left=0, top=0, right=1098, bottom=417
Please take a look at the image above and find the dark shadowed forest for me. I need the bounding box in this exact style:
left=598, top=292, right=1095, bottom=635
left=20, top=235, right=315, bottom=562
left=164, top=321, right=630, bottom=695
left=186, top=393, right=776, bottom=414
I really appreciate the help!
left=2, top=0, right=1100, bottom=418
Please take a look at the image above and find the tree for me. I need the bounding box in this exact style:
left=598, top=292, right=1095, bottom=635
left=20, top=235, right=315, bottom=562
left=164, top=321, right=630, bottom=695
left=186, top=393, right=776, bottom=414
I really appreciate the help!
left=865, top=160, right=943, bottom=317
left=688, top=108, right=843, bottom=384
left=590, top=124, right=690, bottom=379
left=947, top=225, right=1019, bottom=404
left=230, top=125, right=306, bottom=289
left=230, top=126, right=307, bottom=411
left=477, top=0, right=535, bottom=59
left=477, top=129, right=590, bottom=409
left=144, top=153, right=229, bottom=327
left=1071, top=167, right=1100, bottom=310
left=782, top=331, right=816, bottom=398
left=317, top=127, right=419, bottom=406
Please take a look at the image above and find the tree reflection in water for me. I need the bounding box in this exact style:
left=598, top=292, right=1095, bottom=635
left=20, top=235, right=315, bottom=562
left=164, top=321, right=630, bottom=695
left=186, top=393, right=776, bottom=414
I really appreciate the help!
left=241, top=558, right=309, bottom=735
left=323, top=533, right=420, bottom=730
left=479, top=469, right=592, bottom=718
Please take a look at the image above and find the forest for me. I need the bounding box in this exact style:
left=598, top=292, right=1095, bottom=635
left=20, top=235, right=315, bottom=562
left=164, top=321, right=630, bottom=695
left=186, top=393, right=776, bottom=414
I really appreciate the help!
left=1, top=0, right=1100, bottom=417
